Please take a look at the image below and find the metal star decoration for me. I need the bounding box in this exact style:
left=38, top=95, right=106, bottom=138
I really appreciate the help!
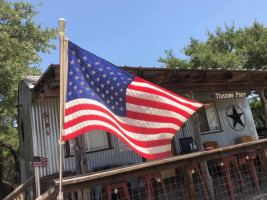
left=226, top=105, right=245, bottom=130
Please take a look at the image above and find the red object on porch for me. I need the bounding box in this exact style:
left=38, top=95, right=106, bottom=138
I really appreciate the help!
left=245, top=151, right=261, bottom=193
left=191, top=163, right=210, bottom=200
left=221, top=156, right=247, bottom=200
left=102, top=181, right=131, bottom=200
left=138, top=173, right=168, bottom=200
left=205, top=147, right=214, bottom=151
left=240, top=136, right=263, bottom=193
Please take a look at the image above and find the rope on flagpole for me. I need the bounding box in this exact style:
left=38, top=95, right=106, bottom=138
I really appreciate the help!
left=58, top=18, right=66, bottom=200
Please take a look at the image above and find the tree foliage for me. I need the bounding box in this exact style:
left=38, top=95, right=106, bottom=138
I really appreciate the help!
left=158, top=49, right=190, bottom=68
left=0, top=0, right=57, bottom=185
left=158, top=21, right=267, bottom=70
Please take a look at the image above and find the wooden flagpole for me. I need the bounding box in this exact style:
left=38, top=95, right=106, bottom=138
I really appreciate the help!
left=58, top=18, right=66, bottom=200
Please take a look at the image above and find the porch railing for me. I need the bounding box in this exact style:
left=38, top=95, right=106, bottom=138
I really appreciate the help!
left=9, top=139, right=267, bottom=199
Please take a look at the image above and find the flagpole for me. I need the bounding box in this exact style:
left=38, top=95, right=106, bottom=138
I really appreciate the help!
left=34, top=167, right=40, bottom=197
left=58, top=18, right=66, bottom=199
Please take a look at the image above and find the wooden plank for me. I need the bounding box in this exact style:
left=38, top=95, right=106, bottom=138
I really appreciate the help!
left=61, top=160, right=191, bottom=193
left=36, top=187, right=55, bottom=200
left=258, top=88, right=267, bottom=127
left=3, top=176, right=34, bottom=200
left=183, top=164, right=197, bottom=200
left=260, top=147, right=267, bottom=179
left=54, top=139, right=267, bottom=190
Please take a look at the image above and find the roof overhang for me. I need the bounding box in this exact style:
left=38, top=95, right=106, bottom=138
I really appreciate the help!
left=31, top=65, right=267, bottom=97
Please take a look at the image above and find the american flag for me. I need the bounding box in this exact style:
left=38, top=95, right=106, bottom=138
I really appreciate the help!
left=33, top=156, right=48, bottom=167
left=63, top=41, right=203, bottom=160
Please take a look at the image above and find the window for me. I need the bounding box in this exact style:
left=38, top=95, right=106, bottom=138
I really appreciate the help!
left=197, top=102, right=221, bottom=134
left=65, top=130, right=112, bottom=157
left=85, top=130, right=110, bottom=151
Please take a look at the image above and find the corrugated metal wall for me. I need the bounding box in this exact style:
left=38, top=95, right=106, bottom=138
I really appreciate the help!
left=31, top=98, right=75, bottom=177
left=172, top=92, right=258, bottom=155
left=30, top=98, right=142, bottom=177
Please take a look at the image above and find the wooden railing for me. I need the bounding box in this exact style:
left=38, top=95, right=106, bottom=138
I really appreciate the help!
left=7, top=139, right=267, bottom=199
left=53, top=139, right=267, bottom=192
left=49, top=139, right=267, bottom=200
left=3, top=176, right=34, bottom=200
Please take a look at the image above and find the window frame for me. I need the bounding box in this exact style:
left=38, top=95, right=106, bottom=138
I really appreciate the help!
left=64, top=131, right=113, bottom=158
left=197, top=101, right=222, bottom=135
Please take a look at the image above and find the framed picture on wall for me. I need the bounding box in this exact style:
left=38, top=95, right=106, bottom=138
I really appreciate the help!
left=197, top=102, right=222, bottom=134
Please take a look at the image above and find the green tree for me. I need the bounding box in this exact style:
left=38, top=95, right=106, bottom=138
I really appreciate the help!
left=249, top=98, right=265, bottom=128
left=158, top=49, right=190, bottom=68
left=0, top=0, right=57, bottom=185
left=159, top=21, right=267, bottom=70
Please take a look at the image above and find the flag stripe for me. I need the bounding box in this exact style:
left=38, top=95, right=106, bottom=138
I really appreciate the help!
left=128, top=81, right=199, bottom=112
left=126, top=103, right=187, bottom=122
left=65, top=119, right=172, bottom=148
left=126, top=110, right=184, bottom=127
left=65, top=110, right=176, bottom=137
left=65, top=100, right=177, bottom=138
left=63, top=121, right=172, bottom=154
left=33, top=157, right=48, bottom=167
left=63, top=124, right=172, bottom=160
left=65, top=99, right=180, bottom=130
left=126, top=89, right=195, bottom=116
left=133, top=77, right=202, bottom=107
left=126, top=96, right=191, bottom=119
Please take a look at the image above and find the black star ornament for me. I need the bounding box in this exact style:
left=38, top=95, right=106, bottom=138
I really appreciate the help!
left=227, top=105, right=245, bottom=129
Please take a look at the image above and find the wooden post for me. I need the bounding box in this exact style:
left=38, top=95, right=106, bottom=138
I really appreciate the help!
left=260, top=147, right=267, bottom=179
left=183, top=164, right=197, bottom=200
left=258, top=88, right=267, bottom=127
left=187, top=91, right=215, bottom=200
left=73, top=135, right=91, bottom=200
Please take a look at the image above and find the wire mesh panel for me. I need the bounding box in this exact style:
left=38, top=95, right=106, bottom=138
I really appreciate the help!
left=48, top=140, right=267, bottom=200
left=59, top=151, right=267, bottom=200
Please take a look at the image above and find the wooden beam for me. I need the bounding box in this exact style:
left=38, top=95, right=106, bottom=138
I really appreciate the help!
left=225, top=71, right=252, bottom=83
left=3, top=176, right=34, bottom=200
left=36, top=187, right=55, bottom=200
left=258, top=88, right=267, bottom=127
left=183, top=164, right=197, bottom=200
left=160, top=82, right=267, bottom=93
left=260, top=147, right=267, bottom=180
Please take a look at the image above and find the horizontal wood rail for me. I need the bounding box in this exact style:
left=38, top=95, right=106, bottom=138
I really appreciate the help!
left=53, top=138, right=267, bottom=193
left=3, top=176, right=34, bottom=200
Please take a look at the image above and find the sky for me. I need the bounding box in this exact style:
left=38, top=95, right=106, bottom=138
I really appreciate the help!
left=11, top=0, right=267, bottom=72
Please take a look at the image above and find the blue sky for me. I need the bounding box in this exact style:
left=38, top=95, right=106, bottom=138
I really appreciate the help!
left=12, top=0, right=267, bottom=72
